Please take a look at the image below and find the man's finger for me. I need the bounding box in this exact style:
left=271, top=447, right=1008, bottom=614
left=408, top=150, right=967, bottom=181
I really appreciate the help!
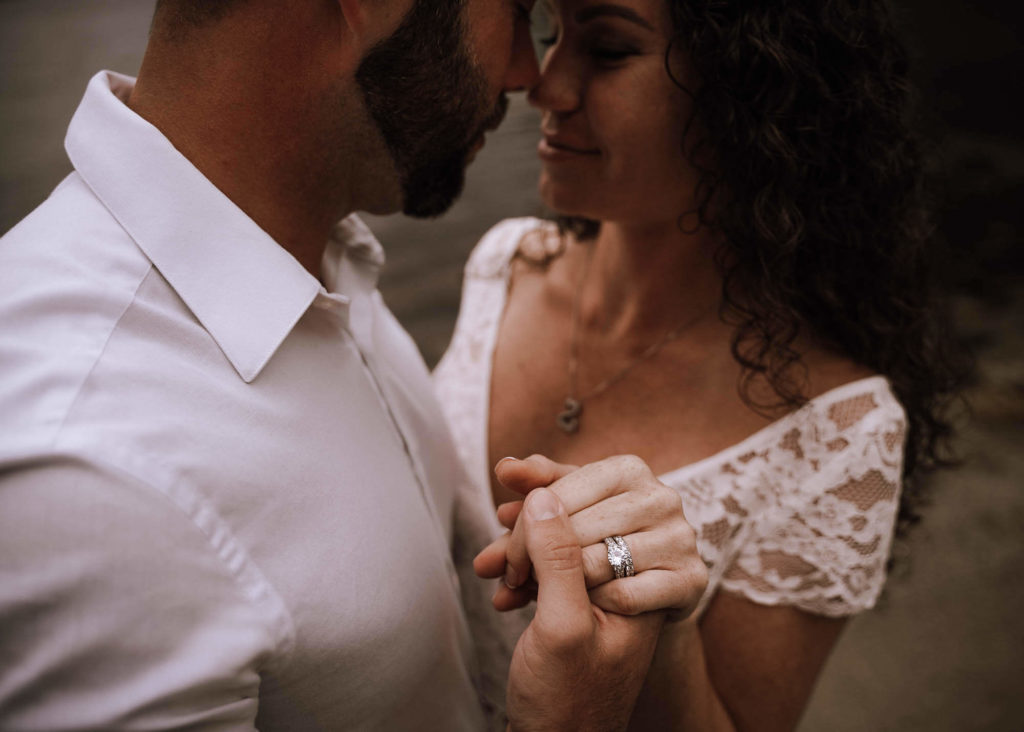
left=495, top=456, right=575, bottom=588
left=496, top=500, right=524, bottom=530
left=472, top=532, right=510, bottom=579
left=495, top=455, right=578, bottom=496
left=521, top=488, right=593, bottom=639
left=492, top=579, right=536, bottom=611
left=503, top=501, right=530, bottom=588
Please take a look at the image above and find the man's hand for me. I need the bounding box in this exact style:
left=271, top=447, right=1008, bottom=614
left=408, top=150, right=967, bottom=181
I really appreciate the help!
left=475, top=455, right=708, bottom=619
left=505, top=488, right=663, bottom=732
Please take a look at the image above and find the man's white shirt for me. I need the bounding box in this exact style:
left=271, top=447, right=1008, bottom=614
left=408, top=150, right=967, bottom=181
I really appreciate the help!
left=0, top=71, right=487, bottom=731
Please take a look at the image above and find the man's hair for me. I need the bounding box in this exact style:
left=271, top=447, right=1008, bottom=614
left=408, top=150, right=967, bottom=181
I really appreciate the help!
left=152, top=0, right=246, bottom=36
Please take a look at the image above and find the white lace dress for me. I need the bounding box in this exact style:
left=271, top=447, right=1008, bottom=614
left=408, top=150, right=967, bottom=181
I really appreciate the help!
left=436, top=218, right=906, bottom=722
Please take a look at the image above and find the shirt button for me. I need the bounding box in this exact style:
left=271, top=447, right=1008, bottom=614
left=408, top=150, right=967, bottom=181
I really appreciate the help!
left=313, top=292, right=349, bottom=313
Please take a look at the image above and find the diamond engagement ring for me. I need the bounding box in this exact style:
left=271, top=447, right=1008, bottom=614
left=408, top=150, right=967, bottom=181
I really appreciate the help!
left=604, top=536, right=635, bottom=579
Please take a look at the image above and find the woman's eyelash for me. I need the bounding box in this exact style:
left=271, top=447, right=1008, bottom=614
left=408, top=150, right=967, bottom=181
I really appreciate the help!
left=536, top=30, right=639, bottom=62
left=590, top=46, right=636, bottom=61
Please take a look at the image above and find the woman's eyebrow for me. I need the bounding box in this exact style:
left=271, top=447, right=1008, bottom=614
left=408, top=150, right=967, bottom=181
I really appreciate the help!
left=574, top=4, right=656, bottom=31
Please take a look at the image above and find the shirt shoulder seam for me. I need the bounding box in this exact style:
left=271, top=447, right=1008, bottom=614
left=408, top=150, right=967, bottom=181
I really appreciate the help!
left=45, top=443, right=299, bottom=670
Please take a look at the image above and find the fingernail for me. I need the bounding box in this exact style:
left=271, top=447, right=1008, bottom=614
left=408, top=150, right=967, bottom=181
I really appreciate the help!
left=495, top=456, right=519, bottom=469
left=504, top=565, right=520, bottom=589
left=526, top=488, right=561, bottom=521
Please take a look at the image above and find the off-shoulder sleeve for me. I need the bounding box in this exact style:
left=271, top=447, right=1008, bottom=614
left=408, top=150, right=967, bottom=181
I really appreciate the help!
left=434, top=217, right=553, bottom=495
left=719, top=385, right=907, bottom=617
left=462, top=217, right=550, bottom=278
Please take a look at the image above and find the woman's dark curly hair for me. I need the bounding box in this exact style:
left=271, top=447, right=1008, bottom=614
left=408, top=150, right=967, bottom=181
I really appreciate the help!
left=559, top=0, right=967, bottom=535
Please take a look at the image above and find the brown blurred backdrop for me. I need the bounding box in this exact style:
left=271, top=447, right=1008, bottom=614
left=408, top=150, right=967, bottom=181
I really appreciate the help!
left=1, top=1, right=1021, bottom=729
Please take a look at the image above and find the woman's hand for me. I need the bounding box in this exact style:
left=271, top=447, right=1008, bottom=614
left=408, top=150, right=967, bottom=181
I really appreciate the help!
left=473, top=454, right=709, bottom=619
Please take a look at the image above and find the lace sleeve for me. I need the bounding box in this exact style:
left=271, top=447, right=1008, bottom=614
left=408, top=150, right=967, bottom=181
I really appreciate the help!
left=463, top=217, right=548, bottom=278
left=719, top=388, right=907, bottom=617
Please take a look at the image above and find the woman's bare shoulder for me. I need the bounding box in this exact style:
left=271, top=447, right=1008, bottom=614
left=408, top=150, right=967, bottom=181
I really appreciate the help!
left=802, top=349, right=878, bottom=400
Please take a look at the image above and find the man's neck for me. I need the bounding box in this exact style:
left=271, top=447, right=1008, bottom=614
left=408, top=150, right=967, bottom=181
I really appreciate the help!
left=127, top=8, right=377, bottom=277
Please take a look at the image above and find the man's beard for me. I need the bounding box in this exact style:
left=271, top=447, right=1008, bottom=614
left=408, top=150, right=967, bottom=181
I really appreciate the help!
left=355, top=0, right=508, bottom=218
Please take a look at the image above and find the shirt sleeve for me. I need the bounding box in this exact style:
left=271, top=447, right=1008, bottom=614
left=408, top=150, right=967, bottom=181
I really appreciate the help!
left=0, top=454, right=278, bottom=730
left=718, top=402, right=906, bottom=617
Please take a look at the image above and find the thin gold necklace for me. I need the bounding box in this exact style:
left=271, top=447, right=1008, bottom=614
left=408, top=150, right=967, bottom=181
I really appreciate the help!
left=556, top=243, right=707, bottom=435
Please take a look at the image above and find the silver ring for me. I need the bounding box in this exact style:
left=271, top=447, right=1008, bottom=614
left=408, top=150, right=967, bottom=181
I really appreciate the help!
left=604, top=535, right=635, bottom=579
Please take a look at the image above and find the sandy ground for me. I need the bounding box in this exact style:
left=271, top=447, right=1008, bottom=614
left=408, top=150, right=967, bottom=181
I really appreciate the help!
left=1, top=2, right=1021, bottom=729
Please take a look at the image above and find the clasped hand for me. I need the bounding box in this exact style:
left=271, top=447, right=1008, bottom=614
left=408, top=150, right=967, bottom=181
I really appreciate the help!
left=474, top=454, right=708, bottom=618
left=473, top=454, right=709, bottom=731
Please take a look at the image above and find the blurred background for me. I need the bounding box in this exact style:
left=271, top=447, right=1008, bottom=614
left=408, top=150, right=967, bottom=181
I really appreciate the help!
left=1, top=1, right=1021, bottom=729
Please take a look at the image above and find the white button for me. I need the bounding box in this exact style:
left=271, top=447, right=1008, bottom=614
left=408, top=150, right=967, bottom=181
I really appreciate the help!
left=313, top=291, right=350, bottom=313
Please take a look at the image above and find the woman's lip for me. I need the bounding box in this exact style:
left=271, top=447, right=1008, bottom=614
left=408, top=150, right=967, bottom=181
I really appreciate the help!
left=538, top=138, right=601, bottom=159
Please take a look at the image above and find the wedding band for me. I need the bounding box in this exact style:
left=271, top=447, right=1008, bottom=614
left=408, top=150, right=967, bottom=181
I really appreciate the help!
left=604, top=536, right=635, bottom=579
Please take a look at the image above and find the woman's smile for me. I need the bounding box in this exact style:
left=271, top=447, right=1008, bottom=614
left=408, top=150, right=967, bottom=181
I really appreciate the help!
left=527, top=0, right=696, bottom=223
left=538, top=135, right=601, bottom=161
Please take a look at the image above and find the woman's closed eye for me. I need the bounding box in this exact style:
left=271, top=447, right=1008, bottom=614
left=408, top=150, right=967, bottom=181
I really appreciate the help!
left=587, top=42, right=640, bottom=63
left=538, top=32, right=642, bottom=65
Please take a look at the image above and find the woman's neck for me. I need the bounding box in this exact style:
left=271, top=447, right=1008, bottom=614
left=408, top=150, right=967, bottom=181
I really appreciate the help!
left=570, top=219, right=724, bottom=344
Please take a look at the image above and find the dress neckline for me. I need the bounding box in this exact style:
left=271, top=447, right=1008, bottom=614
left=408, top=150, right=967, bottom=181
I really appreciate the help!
left=474, top=218, right=895, bottom=485
left=655, top=374, right=893, bottom=485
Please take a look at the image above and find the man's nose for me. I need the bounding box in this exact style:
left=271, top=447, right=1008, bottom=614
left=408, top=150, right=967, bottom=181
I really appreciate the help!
left=504, top=20, right=541, bottom=92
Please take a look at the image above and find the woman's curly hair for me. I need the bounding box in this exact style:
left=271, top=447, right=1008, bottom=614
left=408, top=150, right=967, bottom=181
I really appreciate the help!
left=560, top=0, right=967, bottom=535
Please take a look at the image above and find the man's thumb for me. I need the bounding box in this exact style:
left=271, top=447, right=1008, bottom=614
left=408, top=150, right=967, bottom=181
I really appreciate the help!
left=523, top=488, right=592, bottom=629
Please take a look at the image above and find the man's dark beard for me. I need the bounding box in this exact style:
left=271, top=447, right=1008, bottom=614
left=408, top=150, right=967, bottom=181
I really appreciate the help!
left=356, top=0, right=508, bottom=217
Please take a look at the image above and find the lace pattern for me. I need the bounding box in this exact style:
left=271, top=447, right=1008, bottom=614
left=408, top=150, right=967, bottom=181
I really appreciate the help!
left=435, top=217, right=906, bottom=620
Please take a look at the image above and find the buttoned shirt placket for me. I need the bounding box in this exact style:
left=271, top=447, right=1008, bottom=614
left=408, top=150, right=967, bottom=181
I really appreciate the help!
left=319, top=232, right=455, bottom=573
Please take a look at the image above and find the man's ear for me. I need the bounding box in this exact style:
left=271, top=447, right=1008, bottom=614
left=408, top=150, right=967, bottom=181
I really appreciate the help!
left=336, top=0, right=367, bottom=37
left=337, top=0, right=410, bottom=50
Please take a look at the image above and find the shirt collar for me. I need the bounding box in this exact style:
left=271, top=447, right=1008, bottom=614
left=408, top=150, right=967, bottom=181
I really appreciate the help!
left=65, top=71, right=385, bottom=383
left=323, top=214, right=386, bottom=298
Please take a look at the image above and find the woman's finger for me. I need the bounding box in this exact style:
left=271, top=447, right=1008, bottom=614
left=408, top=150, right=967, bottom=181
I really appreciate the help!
left=495, top=454, right=579, bottom=496
left=587, top=564, right=709, bottom=616
left=566, top=487, right=683, bottom=548
left=536, top=454, right=659, bottom=516
left=502, top=455, right=666, bottom=589
left=579, top=529, right=684, bottom=589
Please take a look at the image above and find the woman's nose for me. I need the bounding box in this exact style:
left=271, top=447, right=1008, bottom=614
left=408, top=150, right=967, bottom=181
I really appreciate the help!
left=526, top=47, right=580, bottom=113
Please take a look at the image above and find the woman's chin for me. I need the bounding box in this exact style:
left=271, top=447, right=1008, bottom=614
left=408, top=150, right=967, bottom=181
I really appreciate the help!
left=539, top=179, right=600, bottom=221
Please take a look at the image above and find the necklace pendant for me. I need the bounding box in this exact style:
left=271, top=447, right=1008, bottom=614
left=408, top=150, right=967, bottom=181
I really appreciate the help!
left=557, top=398, right=582, bottom=434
